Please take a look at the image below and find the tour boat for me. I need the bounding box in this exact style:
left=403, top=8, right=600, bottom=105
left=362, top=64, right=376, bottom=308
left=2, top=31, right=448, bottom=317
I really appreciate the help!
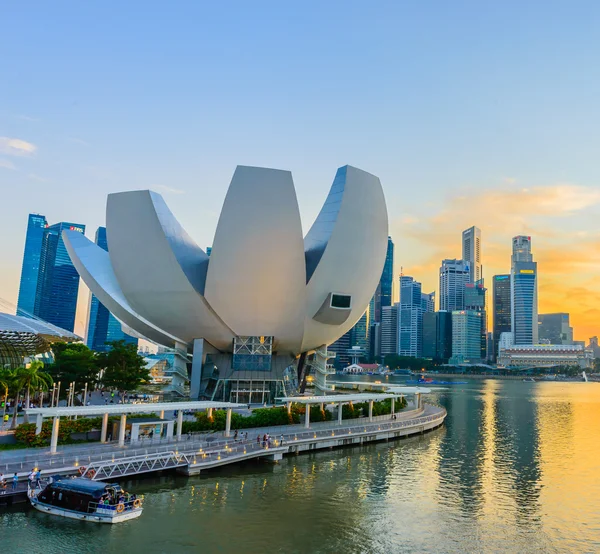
left=29, top=477, right=143, bottom=523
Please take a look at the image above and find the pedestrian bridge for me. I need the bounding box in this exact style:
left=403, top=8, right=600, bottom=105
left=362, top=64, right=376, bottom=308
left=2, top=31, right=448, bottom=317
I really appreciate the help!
left=75, top=406, right=447, bottom=480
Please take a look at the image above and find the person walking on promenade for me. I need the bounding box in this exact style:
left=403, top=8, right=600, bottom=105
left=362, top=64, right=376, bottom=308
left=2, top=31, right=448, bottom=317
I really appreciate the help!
left=35, top=468, right=41, bottom=486
left=257, top=435, right=260, bottom=445
left=0, top=473, right=6, bottom=493
left=12, top=473, right=18, bottom=490
left=28, top=469, right=36, bottom=488
left=280, top=434, right=284, bottom=446
left=234, top=430, right=238, bottom=441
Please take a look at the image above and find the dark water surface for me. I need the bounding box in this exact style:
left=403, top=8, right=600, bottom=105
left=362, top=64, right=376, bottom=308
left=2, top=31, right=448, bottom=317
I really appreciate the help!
left=2, top=379, right=599, bottom=553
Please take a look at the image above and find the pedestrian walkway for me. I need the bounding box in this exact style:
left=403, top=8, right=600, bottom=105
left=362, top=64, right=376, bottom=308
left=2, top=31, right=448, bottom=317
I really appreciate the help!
left=0, top=404, right=440, bottom=479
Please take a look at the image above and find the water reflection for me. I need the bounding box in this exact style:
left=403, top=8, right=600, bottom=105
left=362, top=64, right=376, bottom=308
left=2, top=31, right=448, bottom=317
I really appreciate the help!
left=1, top=380, right=599, bottom=553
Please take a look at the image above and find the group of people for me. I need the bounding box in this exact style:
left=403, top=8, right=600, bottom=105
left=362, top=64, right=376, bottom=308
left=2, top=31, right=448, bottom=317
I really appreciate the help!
left=99, top=489, right=137, bottom=507
left=0, top=468, right=41, bottom=493
left=255, top=433, right=284, bottom=447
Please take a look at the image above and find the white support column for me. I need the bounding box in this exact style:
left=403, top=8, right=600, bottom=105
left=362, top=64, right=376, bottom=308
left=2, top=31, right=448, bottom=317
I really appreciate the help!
left=391, top=397, right=395, bottom=417
left=35, top=414, right=43, bottom=435
left=207, top=407, right=213, bottom=419
left=305, top=403, right=311, bottom=429
left=368, top=400, right=374, bottom=422
left=118, top=413, right=127, bottom=447
left=176, top=409, right=183, bottom=440
left=225, top=408, right=232, bottom=437
left=159, top=410, right=165, bottom=420
left=286, top=402, right=291, bottom=415
left=338, top=402, right=343, bottom=425
left=50, top=416, right=60, bottom=454
left=320, top=402, right=324, bottom=412
left=101, top=412, right=109, bottom=443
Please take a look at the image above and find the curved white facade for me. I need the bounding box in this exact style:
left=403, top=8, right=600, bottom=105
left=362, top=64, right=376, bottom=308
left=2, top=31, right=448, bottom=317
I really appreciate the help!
left=63, top=164, right=388, bottom=357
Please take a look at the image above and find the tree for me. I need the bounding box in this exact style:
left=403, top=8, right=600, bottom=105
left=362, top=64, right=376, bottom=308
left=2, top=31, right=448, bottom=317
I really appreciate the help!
left=0, top=368, right=14, bottom=425
left=383, top=355, right=433, bottom=372
left=47, top=342, right=99, bottom=397
left=97, top=340, right=150, bottom=401
left=16, top=361, right=53, bottom=423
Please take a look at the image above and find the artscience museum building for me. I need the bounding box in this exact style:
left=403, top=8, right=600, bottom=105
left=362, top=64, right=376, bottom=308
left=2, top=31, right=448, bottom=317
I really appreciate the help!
left=63, top=165, right=388, bottom=402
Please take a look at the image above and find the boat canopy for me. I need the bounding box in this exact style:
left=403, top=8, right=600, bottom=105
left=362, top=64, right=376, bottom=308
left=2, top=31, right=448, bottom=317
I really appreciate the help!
left=50, top=477, right=120, bottom=499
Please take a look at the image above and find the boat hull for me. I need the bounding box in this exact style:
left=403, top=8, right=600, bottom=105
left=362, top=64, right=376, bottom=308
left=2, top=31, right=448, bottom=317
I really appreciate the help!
left=31, top=499, right=142, bottom=523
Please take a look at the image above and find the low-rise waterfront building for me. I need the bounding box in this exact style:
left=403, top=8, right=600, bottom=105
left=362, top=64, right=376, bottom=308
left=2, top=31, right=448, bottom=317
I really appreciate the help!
left=497, top=344, right=594, bottom=369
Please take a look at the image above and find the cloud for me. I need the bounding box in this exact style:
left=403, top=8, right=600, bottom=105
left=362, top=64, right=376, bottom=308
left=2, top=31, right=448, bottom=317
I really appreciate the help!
left=0, top=159, right=16, bottom=170
left=154, top=184, right=185, bottom=195
left=0, top=137, right=37, bottom=156
left=26, top=173, right=51, bottom=183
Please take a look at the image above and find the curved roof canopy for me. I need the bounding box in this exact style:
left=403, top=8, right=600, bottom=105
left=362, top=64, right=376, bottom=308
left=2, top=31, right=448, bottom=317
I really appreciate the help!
left=0, top=312, right=79, bottom=368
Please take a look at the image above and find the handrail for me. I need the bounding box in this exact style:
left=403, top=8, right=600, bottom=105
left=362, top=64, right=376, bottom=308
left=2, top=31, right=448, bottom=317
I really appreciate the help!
left=4, top=407, right=446, bottom=476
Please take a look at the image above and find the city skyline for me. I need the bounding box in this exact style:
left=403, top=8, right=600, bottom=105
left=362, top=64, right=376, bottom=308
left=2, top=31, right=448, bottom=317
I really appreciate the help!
left=1, top=3, right=599, bottom=340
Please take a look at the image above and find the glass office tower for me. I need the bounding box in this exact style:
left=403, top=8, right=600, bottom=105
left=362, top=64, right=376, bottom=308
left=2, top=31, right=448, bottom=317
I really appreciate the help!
left=34, top=222, right=85, bottom=331
left=86, top=227, right=138, bottom=351
left=16, top=214, right=48, bottom=316
left=493, top=274, right=511, bottom=360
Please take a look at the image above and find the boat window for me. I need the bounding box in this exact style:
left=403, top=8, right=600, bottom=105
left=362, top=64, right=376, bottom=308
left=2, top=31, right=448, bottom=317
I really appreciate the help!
left=58, top=492, right=63, bottom=501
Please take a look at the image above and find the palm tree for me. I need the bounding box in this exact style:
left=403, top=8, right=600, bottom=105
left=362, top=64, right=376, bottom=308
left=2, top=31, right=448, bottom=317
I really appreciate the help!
left=0, top=368, right=13, bottom=428
left=16, top=361, right=53, bottom=424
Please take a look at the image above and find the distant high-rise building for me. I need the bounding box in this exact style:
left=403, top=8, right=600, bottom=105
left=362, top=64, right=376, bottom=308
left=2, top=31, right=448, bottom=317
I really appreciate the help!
left=511, top=236, right=538, bottom=345
left=380, top=236, right=394, bottom=309
left=16, top=214, right=48, bottom=317
left=34, top=221, right=85, bottom=331
left=439, top=259, right=470, bottom=312
left=450, top=310, right=484, bottom=364
left=86, top=227, right=137, bottom=352
left=352, top=307, right=370, bottom=352
left=380, top=304, right=399, bottom=356
left=422, top=310, right=452, bottom=361
left=511, top=235, right=533, bottom=264
left=399, top=276, right=422, bottom=357
left=462, top=226, right=482, bottom=284
left=465, top=279, right=487, bottom=360
left=493, top=274, right=512, bottom=360
left=538, top=313, right=573, bottom=345
left=421, top=291, right=435, bottom=314
left=329, top=306, right=370, bottom=367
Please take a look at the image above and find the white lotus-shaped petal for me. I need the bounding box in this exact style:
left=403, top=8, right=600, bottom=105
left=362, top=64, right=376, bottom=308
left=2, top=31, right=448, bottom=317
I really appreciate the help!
left=63, top=165, right=388, bottom=356
left=204, top=166, right=306, bottom=353
left=62, top=230, right=183, bottom=346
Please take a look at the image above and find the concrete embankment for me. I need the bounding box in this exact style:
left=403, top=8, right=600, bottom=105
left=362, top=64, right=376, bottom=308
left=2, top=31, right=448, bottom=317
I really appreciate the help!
left=0, top=405, right=446, bottom=489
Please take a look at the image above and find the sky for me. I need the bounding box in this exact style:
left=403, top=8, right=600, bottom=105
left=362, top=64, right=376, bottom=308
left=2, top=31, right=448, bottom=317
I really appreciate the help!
left=1, top=1, right=599, bottom=341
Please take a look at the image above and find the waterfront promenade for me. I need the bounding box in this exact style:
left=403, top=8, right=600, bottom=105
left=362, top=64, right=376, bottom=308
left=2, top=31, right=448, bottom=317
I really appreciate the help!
left=0, top=404, right=446, bottom=481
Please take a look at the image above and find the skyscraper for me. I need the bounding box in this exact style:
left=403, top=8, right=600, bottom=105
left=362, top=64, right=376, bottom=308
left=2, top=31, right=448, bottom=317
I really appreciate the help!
left=329, top=305, right=370, bottom=367
left=493, top=274, right=511, bottom=360
left=379, top=236, right=394, bottom=309
left=34, top=222, right=85, bottom=331
left=511, top=236, right=538, bottom=345
left=422, top=311, right=452, bottom=361
left=399, top=276, right=422, bottom=357
left=380, top=304, right=399, bottom=356
left=86, top=227, right=138, bottom=352
left=538, top=313, right=573, bottom=345
left=462, top=226, right=482, bottom=284
left=511, top=235, right=532, bottom=264
left=421, top=291, right=435, bottom=314
left=439, top=259, right=470, bottom=312
left=465, top=279, right=487, bottom=360
left=450, top=310, right=484, bottom=364
left=16, top=213, right=48, bottom=317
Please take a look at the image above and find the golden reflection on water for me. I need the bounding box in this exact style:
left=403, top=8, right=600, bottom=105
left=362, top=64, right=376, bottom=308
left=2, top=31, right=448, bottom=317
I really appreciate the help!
left=3, top=382, right=600, bottom=553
